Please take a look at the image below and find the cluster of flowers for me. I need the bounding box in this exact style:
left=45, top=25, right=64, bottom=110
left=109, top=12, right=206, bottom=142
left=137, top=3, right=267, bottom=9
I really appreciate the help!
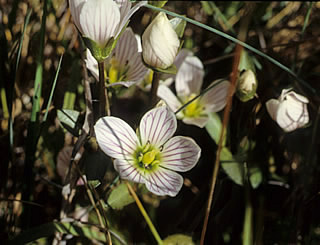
left=69, top=0, right=310, bottom=197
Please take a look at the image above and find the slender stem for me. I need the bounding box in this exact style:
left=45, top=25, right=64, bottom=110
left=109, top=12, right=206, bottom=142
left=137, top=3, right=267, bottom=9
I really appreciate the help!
left=98, top=62, right=110, bottom=117
left=125, top=181, right=163, bottom=245
left=150, top=71, right=160, bottom=107
left=200, top=6, right=248, bottom=242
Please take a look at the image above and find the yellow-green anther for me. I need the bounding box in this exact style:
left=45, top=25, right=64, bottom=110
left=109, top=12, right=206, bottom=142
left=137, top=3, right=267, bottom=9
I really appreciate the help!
left=142, top=142, right=151, bottom=153
left=108, top=58, right=120, bottom=84
left=184, top=93, right=202, bottom=118
left=142, top=150, right=157, bottom=165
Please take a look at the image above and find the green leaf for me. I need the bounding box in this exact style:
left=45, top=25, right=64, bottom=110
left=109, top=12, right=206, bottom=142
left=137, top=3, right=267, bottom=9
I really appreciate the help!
left=88, top=180, right=101, bottom=189
left=169, top=17, right=187, bottom=38
left=6, top=221, right=107, bottom=244
left=163, top=234, right=195, bottom=245
left=107, top=183, right=134, bottom=210
left=220, top=147, right=244, bottom=185
left=57, top=109, right=81, bottom=136
left=249, top=167, right=263, bottom=189
left=205, top=112, right=225, bottom=146
left=148, top=1, right=167, bottom=8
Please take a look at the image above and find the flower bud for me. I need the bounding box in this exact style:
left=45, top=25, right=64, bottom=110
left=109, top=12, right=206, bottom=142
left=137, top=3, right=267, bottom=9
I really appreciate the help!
left=142, top=12, right=180, bottom=71
left=266, top=89, right=309, bottom=132
left=236, top=69, right=257, bottom=102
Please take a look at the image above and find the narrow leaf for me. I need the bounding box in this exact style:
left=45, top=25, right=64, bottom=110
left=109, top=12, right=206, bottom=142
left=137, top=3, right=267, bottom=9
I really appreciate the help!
left=107, top=183, right=134, bottom=210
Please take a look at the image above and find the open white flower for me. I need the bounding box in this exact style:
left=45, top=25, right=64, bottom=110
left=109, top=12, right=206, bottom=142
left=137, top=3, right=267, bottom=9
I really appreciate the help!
left=142, top=12, right=180, bottom=70
left=157, top=54, right=230, bottom=128
left=266, top=88, right=309, bottom=132
left=69, top=0, right=146, bottom=47
left=94, top=106, right=201, bottom=197
left=86, top=27, right=148, bottom=87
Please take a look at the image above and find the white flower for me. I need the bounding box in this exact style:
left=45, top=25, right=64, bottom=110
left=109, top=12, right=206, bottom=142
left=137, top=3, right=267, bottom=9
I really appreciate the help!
left=266, top=89, right=309, bottom=132
left=138, top=49, right=192, bottom=92
left=86, top=28, right=148, bottom=87
left=94, top=106, right=201, bottom=197
left=157, top=54, right=230, bottom=128
left=142, top=12, right=180, bottom=70
left=69, top=0, right=146, bottom=47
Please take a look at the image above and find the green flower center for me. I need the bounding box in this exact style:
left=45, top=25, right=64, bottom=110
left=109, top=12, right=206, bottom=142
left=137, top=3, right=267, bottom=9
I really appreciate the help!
left=106, top=57, right=129, bottom=84
left=183, top=93, right=204, bottom=118
left=135, top=143, right=161, bottom=171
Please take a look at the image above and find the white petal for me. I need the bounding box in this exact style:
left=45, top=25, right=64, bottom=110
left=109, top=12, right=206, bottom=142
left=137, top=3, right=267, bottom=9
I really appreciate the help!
left=139, top=106, right=177, bottom=147
left=182, top=116, right=209, bottom=128
left=80, top=0, right=120, bottom=46
left=266, top=99, right=280, bottom=121
left=161, top=136, right=201, bottom=172
left=115, top=0, right=147, bottom=38
left=157, top=85, right=182, bottom=113
left=114, top=28, right=138, bottom=66
left=114, top=159, right=145, bottom=184
left=276, top=99, right=309, bottom=132
left=144, top=168, right=183, bottom=197
left=201, top=79, right=230, bottom=113
left=176, top=56, right=204, bottom=97
left=69, top=0, right=86, bottom=33
left=142, top=12, right=179, bottom=69
left=85, top=49, right=99, bottom=81
left=126, top=52, right=148, bottom=83
left=289, top=91, right=309, bottom=103
left=94, top=116, right=139, bottom=160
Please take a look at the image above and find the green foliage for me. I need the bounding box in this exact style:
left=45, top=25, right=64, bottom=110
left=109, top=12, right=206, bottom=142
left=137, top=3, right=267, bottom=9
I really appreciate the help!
left=163, top=234, right=195, bottom=245
left=107, top=183, right=134, bottom=210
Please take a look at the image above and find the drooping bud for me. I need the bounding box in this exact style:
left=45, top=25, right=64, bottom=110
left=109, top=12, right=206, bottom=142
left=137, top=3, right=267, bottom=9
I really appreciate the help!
left=142, top=12, right=180, bottom=73
left=236, top=69, right=258, bottom=102
left=266, top=89, right=309, bottom=132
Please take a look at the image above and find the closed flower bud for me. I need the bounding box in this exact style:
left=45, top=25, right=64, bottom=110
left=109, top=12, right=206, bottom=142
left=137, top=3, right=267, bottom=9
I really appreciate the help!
left=142, top=12, right=180, bottom=70
left=266, top=89, right=309, bottom=132
left=236, top=69, right=258, bottom=102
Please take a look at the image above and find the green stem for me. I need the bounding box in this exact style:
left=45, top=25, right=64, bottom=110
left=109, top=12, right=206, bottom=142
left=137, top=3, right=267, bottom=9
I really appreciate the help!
left=126, top=182, right=163, bottom=245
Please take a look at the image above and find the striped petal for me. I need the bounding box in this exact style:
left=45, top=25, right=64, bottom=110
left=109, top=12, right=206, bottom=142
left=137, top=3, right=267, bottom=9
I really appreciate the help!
left=182, top=116, right=209, bottom=128
left=139, top=106, right=177, bottom=147
left=161, top=136, right=201, bottom=172
left=115, top=0, right=147, bottom=38
left=94, top=116, right=139, bottom=160
left=114, top=159, right=145, bottom=184
left=79, top=0, right=120, bottom=46
left=144, top=168, right=183, bottom=197
left=157, top=85, right=182, bottom=114
left=114, top=28, right=138, bottom=66
left=176, top=56, right=204, bottom=97
left=276, top=98, right=309, bottom=132
left=69, top=0, right=86, bottom=33
left=201, top=79, right=230, bottom=113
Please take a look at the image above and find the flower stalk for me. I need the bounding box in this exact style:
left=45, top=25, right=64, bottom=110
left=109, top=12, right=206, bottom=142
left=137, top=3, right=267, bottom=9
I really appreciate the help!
left=125, top=181, right=163, bottom=245
left=98, top=62, right=110, bottom=117
left=150, top=71, right=160, bottom=106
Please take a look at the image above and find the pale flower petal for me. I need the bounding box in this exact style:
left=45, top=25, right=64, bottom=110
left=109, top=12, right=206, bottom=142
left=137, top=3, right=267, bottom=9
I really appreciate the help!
left=114, top=159, right=145, bottom=184
left=69, top=0, right=86, bottom=33
left=182, top=116, right=209, bottom=128
left=115, top=0, right=147, bottom=38
left=142, top=12, right=180, bottom=69
left=176, top=56, right=204, bottom=97
left=85, top=49, right=99, bottom=81
left=139, top=106, right=177, bottom=147
left=94, top=116, right=139, bottom=160
left=157, top=85, right=182, bottom=114
left=201, top=79, right=230, bottom=113
left=266, top=99, right=280, bottom=121
left=79, top=0, right=120, bottom=46
left=161, top=136, right=201, bottom=172
left=144, top=168, right=183, bottom=197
